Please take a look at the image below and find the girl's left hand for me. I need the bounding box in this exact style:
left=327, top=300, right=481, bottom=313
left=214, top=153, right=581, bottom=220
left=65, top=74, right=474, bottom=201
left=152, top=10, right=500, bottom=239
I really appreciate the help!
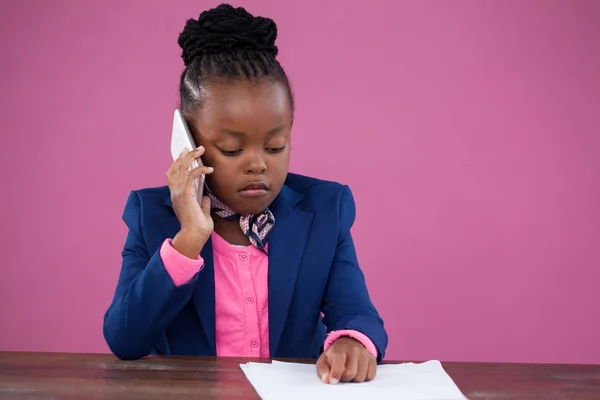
left=316, top=337, right=377, bottom=384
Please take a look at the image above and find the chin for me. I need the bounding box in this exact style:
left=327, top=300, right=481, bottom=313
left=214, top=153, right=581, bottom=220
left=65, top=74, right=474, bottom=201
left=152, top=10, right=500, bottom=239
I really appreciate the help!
left=230, top=193, right=276, bottom=215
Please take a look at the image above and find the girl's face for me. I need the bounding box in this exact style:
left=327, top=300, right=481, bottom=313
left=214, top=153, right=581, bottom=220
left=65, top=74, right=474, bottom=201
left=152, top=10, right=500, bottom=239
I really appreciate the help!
left=190, top=79, right=293, bottom=215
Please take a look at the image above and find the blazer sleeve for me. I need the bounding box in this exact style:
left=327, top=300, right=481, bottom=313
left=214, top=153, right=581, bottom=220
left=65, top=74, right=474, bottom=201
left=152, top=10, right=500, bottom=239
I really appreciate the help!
left=103, top=191, right=200, bottom=360
left=320, top=185, right=388, bottom=362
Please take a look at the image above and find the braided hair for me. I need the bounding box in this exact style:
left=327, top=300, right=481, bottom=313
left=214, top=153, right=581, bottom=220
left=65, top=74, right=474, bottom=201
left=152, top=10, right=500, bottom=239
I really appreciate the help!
left=177, top=4, right=293, bottom=119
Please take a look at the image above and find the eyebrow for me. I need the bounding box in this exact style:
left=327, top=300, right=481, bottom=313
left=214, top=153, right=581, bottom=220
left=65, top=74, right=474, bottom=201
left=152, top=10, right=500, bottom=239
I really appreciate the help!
left=220, top=125, right=288, bottom=138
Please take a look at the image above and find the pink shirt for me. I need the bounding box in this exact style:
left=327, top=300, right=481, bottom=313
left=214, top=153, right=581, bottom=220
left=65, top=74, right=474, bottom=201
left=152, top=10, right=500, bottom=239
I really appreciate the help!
left=159, top=232, right=377, bottom=358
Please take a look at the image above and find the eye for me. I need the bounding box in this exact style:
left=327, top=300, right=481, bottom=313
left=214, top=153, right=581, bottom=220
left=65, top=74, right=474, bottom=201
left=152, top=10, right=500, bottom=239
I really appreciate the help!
left=220, top=149, right=243, bottom=157
left=266, top=146, right=286, bottom=153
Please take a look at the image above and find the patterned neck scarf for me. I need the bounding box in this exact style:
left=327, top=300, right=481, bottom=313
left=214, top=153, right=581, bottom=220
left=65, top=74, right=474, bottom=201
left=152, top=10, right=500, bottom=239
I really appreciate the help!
left=206, top=188, right=275, bottom=253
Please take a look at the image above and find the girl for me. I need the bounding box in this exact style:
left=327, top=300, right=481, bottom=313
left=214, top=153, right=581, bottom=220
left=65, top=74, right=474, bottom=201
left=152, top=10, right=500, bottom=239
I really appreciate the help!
left=103, top=3, right=387, bottom=385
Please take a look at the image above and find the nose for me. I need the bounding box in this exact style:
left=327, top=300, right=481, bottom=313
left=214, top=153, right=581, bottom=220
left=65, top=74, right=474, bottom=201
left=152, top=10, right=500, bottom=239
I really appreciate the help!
left=244, top=150, right=267, bottom=175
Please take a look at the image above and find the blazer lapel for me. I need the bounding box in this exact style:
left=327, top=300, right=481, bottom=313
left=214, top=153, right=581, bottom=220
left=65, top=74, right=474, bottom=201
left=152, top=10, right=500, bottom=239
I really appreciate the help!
left=161, top=197, right=217, bottom=355
left=267, top=185, right=313, bottom=356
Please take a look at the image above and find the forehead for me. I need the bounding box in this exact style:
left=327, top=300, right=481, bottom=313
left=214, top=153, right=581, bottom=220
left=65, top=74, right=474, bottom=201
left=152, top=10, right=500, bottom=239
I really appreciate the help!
left=194, top=79, right=292, bottom=131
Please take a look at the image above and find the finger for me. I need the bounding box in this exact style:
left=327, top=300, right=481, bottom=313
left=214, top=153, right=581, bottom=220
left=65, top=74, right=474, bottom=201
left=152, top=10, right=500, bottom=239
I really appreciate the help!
left=341, top=350, right=359, bottom=382
left=183, top=146, right=206, bottom=168
left=186, top=165, right=213, bottom=182
left=178, top=146, right=206, bottom=187
left=172, top=147, right=190, bottom=169
left=315, top=354, right=330, bottom=383
left=366, top=357, right=377, bottom=382
left=353, top=355, right=369, bottom=383
left=184, top=165, right=213, bottom=195
left=200, top=195, right=212, bottom=217
left=327, top=352, right=346, bottom=385
left=167, top=147, right=190, bottom=184
left=177, top=148, right=196, bottom=188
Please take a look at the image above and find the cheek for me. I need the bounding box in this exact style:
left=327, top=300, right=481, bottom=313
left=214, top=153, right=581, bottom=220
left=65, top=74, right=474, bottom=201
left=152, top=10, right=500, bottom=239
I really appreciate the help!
left=209, top=158, right=237, bottom=179
left=199, top=149, right=217, bottom=167
left=205, top=166, right=234, bottom=196
left=203, top=151, right=233, bottom=172
left=206, top=155, right=245, bottom=190
left=269, top=152, right=291, bottom=175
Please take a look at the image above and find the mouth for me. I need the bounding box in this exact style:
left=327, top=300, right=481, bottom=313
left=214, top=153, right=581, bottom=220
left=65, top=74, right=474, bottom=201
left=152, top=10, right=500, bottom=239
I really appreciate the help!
left=239, top=182, right=270, bottom=198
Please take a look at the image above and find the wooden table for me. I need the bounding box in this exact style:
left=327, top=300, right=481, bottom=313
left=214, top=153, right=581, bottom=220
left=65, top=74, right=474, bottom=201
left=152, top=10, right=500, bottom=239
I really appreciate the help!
left=0, top=352, right=599, bottom=399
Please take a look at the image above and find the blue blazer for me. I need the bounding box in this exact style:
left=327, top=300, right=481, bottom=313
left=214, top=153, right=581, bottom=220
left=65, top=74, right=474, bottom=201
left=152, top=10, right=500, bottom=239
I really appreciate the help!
left=103, top=173, right=387, bottom=361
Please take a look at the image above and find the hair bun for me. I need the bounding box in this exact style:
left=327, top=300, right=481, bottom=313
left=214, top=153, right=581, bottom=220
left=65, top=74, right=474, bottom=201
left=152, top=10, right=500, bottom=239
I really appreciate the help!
left=178, top=3, right=278, bottom=67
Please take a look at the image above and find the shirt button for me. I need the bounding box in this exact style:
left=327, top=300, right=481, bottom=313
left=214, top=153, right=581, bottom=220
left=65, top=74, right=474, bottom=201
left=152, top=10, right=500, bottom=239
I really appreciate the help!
left=251, top=340, right=259, bottom=348
left=245, top=296, right=254, bottom=304
left=239, top=253, right=248, bottom=261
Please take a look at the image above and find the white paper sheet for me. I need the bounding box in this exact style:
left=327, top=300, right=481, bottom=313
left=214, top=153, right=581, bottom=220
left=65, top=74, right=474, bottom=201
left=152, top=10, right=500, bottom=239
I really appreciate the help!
left=240, top=360, right=468, bottom=400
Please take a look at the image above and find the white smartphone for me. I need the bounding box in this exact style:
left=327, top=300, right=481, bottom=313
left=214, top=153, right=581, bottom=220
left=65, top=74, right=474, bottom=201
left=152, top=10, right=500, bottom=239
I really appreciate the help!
left=171, top=109, right=205, bottom=200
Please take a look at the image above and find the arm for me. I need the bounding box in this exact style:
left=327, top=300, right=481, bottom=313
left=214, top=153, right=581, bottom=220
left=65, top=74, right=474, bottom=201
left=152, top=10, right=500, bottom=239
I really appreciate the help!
left=321, top=186, right=388, bottom=362
left=103, top=191, right=203, bottom=360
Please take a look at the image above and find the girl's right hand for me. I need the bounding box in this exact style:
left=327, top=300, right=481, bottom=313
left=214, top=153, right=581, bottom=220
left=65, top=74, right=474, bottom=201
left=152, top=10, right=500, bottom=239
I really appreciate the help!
left=166, top=146, right=214, bottom=258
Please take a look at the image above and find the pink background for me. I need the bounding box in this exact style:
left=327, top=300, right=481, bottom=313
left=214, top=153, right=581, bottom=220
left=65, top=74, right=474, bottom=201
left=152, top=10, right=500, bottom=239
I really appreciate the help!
left=1, top=0, right=599, bottom=364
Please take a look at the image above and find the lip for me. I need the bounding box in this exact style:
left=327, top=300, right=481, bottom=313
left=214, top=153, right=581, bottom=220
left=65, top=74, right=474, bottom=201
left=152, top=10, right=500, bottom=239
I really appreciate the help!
left=240, top=182, right=269, bottom=191
left=239, top=182, right=270, bottom=198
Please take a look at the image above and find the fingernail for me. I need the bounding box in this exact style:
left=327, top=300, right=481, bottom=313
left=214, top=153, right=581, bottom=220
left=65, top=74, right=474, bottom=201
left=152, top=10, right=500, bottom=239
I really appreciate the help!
left=321, top=374, right=327, bottom=383
left=196, top=145, right=203, bottom=150
left=330, top=378, right=339, bottom=385
left=207, top=167, right=214, bottom=172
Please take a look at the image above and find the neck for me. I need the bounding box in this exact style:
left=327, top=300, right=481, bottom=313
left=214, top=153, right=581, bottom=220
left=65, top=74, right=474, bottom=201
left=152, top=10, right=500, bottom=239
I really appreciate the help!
left=213, top=215, right=251, bottom=246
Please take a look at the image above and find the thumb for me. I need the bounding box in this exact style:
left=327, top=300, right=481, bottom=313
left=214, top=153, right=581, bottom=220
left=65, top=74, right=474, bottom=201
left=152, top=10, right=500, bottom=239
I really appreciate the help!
left=316, top=354, right=331, bottom=383
left=200, top=195, right=211, bottom=217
